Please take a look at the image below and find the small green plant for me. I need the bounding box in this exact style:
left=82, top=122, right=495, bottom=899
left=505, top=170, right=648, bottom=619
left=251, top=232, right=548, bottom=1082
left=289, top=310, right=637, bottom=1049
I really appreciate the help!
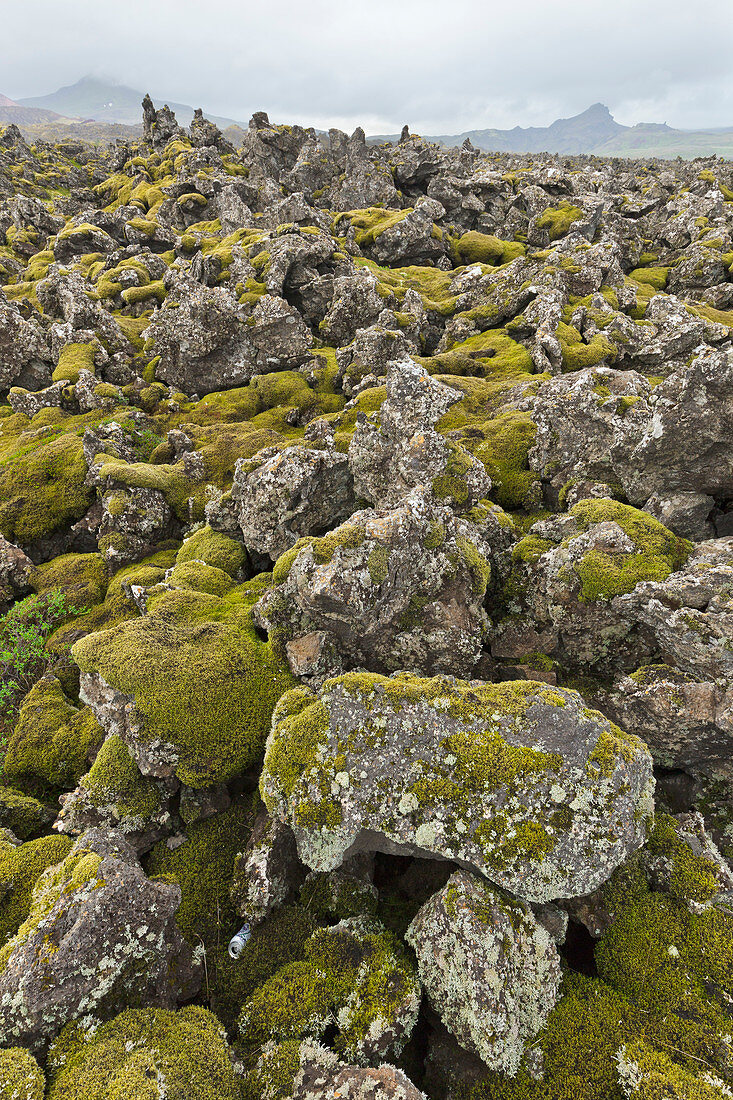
left=0, top=591, right=84, bottom=752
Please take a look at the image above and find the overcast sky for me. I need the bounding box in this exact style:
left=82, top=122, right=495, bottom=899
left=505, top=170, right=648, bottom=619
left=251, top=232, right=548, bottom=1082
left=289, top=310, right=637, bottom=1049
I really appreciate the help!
left=4, top=0, right=733, bottom=133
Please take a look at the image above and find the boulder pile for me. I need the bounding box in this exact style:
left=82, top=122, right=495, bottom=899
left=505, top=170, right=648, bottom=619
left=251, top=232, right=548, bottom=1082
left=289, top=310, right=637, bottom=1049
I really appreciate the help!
left=0, top=100, right=732, bottom=1099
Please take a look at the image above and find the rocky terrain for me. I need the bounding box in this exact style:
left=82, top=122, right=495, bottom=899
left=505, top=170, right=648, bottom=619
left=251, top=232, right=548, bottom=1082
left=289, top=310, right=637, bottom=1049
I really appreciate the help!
left=0, top=99, right=732, bottom=1099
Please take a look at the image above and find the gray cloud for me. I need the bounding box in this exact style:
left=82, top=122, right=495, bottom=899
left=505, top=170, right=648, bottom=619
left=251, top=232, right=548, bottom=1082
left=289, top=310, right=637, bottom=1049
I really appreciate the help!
left=4, top=0, right=733, bottom=132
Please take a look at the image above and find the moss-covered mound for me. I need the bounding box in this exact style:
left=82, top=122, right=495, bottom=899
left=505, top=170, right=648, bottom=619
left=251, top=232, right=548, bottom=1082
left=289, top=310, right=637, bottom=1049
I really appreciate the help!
left=237, top=917, right=420, bottom=1066
left=5, top=675, right=104, bottom=791
left=46, top=1006, right=240, bottom=1100
left=0, top=834, right=74, bottom=949
left=569, top=499, right=692, bottom=601
left=0, top=1046, right=44, bottom=1100
left=72, top=575, right=296, bottom=788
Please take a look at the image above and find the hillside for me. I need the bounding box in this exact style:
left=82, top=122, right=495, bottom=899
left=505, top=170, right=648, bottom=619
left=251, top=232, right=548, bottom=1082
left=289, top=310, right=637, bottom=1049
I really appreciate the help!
left=0, top=102, right=75, bottom=126
left=431, top=102, right=627, bottom=154
left=18, top=75, right=240, bottom=129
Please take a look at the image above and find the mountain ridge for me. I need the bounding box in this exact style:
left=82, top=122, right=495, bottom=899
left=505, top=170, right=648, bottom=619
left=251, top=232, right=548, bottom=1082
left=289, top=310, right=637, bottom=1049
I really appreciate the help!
left=17, top=75, right=240, bottom=129
left=372, top=102, right=733, bottom=159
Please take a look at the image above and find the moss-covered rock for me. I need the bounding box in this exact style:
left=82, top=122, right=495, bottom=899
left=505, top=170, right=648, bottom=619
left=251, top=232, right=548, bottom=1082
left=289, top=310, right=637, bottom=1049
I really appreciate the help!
left=57, top=734, right=174, bottom=850
left=0, top=1046, right=44, bottom=1100
left=0, top=829, right=200, bottom=1050
left=0, top=414, right=94, bottom=547
left=406, top=869, right=561, bottom=1073
left=259, top=495, right=493, bottom=681
left=568, top=499, right=692, bottom=601
left=46, top=1006, right=239, bottom=1100
left=243, top=1038, right=427, bottom=1100
left=505, top=500, right=692, bottom=669
left=299, top=869, right=378, bottom=923
left=261, top=672, right=654, bottom=901
left=237, top=916, right=420, bottom=1066
left=72, top=576, right=297, bottom=788
left=0, top=787, right=54, bottom=840
left=0, top=834, right=74, bottom=950
left=175, top=525, right=246, bottom=577
left=617, top=1041, right=731, bottom=1099
left=4, top=675, right=104, bottom=791
left=30, top=552, right=108, bottom=608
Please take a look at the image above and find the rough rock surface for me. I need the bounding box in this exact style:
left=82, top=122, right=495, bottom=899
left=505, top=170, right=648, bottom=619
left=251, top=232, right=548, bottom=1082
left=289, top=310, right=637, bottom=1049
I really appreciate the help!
left=256, top=493, right=494, bottom=681
left=0, top=828, right=199, bottom=1051
left=261, top=672, right=654, bottom=900
left=230, top=809, right=302, bottom=924
left=232, top=443, right=355, bottom=559
left=406, top=870, right=561, bottom=1072
left=248, top=1040, right=428, bottom=1100
left=348, top=357, right=491, bottom=509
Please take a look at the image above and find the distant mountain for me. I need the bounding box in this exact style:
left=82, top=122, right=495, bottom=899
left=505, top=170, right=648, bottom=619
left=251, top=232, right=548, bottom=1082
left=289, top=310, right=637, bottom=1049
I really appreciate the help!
left=433, top=103, right=626, bottom=154
left=372, top=102, right=733, bottom=159
left=18, top=76, right=240, bottom=129
left=0, top=94, right=18, bottom=108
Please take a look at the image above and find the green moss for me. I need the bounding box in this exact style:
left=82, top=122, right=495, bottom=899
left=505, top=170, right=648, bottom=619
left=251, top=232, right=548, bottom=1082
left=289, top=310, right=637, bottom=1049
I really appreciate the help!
left=452, top=231, right=525, bottom=266
left=311, top=523, right=366, bottom=564
left=456, top=536, right=491, bottom=596
left=535, top=202, right=586, bottom=241
left=146, top=799, right=254, bottom=948
left=0, top=787, right=52, bottom=841
left=211, top=905, right=319, bottom=1030
left=166, top=560, right=236, bottom=597
left=558, top=324, right=618, bottom=372
left=262, top=691, right=330, bottom=811
left=5, top=676, right=104, bottom=791
left=473, top=409, right=539, bottom=510
left=0, top=424, right=94, bottom=545
left=72, top=579, right=297, bottom=788
left=31, top=552, right=108, bottom=608
left=569, top=499, right=692, bottom=601
left=52, top=342, right=95, bottom=383
left=300, top=872, right=378, bottom=923
left=0, top=1047, right=44, bottom=1100
left=243, top=1040, right=301, bottom=1100
left=46, top=1006, right=240, bottom=1100
left=367, top=543, right=391, bottom=585
left=428, top=329, right=534, bottom=378
left=519, top=651, right=556, bottom=672
left=272, top=541, right=309, bottom=585
left=237, top=921, right=418, bottom=1064
left=596, top=891, right=733, bottom=1045
left=0, top=834, right=73, bottom=951
left=647, top=814, right=720, bottom=906
left=80, top=735, right=163, bottom=823
left=95, top=457, right=200, bottom=522
left=355, top=258, right=459, bottom=317
left=465, top=958, right=733, bottom=1100
left=512, top=535, right=553, bottom=564
left=628, top=266, right=669, bottom=291
left=618, top=1040, right=731, bottom=1099
left=176, top=526, right=246, bottom=577
left=333, top=207, right=411, bottom=248
left=121, top=279, right=166, bottom=306
left=423, top=520, right=446, bottom=549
